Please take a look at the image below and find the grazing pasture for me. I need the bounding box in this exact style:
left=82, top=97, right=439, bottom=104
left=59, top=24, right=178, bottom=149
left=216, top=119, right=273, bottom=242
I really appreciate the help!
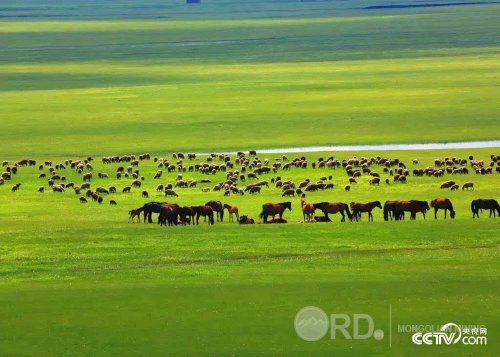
left=0, top=148, right=499, bottom=355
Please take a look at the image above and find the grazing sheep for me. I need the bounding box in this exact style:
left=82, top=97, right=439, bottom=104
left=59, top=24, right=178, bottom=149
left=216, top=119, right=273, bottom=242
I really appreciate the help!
left=122, top=186, right=131, bottom=193
left=131, top=179, right=141, bottom=187
left=344, top=185, right=351, bottom=192
left=440, top=181, right=455, bottom=189
left=97, top=196, right=103, bottom=204
left=462, top=182, right=474, bottom=190
left=11, top=183, right=21, bottom=192
left=80, top=197, right=87, bottom=203
left=164, top=189, right=179, bottom=197
left=52, top=185, right=65, bottom=192
left=110, top=200, right=117, bottom=205
left=142, top=191, right=149, bottom=198
left=38, top=187, right=44, bottom=193
left=450, top=184, right=459, bottom=191
left=83, top=173, right=92, bottom=181
left=96, top=187, right=109, bottom=194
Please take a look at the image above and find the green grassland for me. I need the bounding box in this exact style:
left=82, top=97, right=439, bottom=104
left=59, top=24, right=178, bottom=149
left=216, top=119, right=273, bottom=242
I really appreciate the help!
left=0, top=148, right=499, bottom=355
left=0, top=1, right=499, bottom=156
left=0, top=0, right=499, bottom=355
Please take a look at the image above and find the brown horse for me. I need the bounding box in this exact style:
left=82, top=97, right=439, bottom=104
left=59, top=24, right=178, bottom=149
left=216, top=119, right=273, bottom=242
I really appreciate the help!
left=259, top=202, right=292, bottom=223
left=192, top=205, right=215, bottom=225
left=313, top=202, right=352, bottom=222
left=178, top=206, right=195, bottom=225
left=350, top=201, right=382, bottom=222
left=300, top=195, right=315, bottom=222
left=128, top=207, right=144, bottom=223
left=238, top=215, right=255, bottom=224
left=223, top=203, right=239, bottom=222
left=205, top=200, right=224, bottom=221
left=430, top=198, right=456, bottom=219
left=394, top=200, right=430, bottom=220
left=471, top=199, right=500, bottom=218
left=158, top=204, right=178, bottom=226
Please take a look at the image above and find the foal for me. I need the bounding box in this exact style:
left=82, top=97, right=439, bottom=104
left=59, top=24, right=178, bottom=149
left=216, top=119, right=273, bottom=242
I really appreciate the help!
left=223, top=203, right=240, bottom=223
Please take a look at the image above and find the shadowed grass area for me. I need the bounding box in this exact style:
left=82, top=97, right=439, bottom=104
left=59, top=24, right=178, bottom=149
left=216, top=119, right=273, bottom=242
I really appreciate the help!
left=0, top=1, right=499, bottom=156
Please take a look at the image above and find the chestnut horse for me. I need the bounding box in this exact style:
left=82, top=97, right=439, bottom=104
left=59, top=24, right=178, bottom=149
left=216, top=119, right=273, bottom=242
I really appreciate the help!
left=259, top=202, right=292, bottom=223
left=350, top=201, right=382, bottom=222
left=158, top=204, right=178, bottom=226
left=471, top=199, right=500, bottom=218
left=223, top=203, right=239, bottom=222
left=128, top=207, right=144, bottom=223
left=394, top=200, right=430, bottom=220
left=300, top=195, right=315, bottom=222
left=193, top=205, right=215, bottom=225
left=430, top=198, right=455, bottom=219
left=313, top=202, right=352, bottom=222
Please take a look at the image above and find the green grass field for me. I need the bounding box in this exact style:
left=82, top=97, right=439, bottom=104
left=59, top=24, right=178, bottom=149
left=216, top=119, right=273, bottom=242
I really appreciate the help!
left=0, top=1, right=499, bottom=156
left=0, top=0, right=499, bottom=355
left=1, top=148, right=498, bottom=355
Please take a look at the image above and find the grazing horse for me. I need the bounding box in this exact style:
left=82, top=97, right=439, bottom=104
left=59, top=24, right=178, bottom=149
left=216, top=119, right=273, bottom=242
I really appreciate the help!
left=394, top=200, right=430, bottom=220
left=300, top=195, right=315, bottom=222
left=383, top=201, right=398, bottom=221
left=350, top=201, right=382, bottom=222
left=471, top=199, right=500, bottom=218
left=192, top=205, right=215, bottom=225
left=129, top=207, right=144, bottom=223
left=223, top=203, right=239, bottom=222
left=205, top=200, right=224, bottom=221
left=259, top=202, right=292, bottom=223
left=430, top=198, right=455, bottom=219
left=178, top=206, right=195, bottom=225
left=313, top=202, right=352, bottom=222
left=143, top=202, right=167, bottom=223
left=158, top=204, right=178, bottom=226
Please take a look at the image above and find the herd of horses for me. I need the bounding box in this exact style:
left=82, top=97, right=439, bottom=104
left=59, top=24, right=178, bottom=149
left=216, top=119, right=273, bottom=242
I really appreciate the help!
left=129, top=197, right=500, bottom=226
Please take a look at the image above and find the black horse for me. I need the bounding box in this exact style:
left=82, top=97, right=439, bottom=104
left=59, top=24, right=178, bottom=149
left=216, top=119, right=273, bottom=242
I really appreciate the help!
left=471, top=199, right=500, bottom=218
left=143, top=202, right=168, bottom=223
